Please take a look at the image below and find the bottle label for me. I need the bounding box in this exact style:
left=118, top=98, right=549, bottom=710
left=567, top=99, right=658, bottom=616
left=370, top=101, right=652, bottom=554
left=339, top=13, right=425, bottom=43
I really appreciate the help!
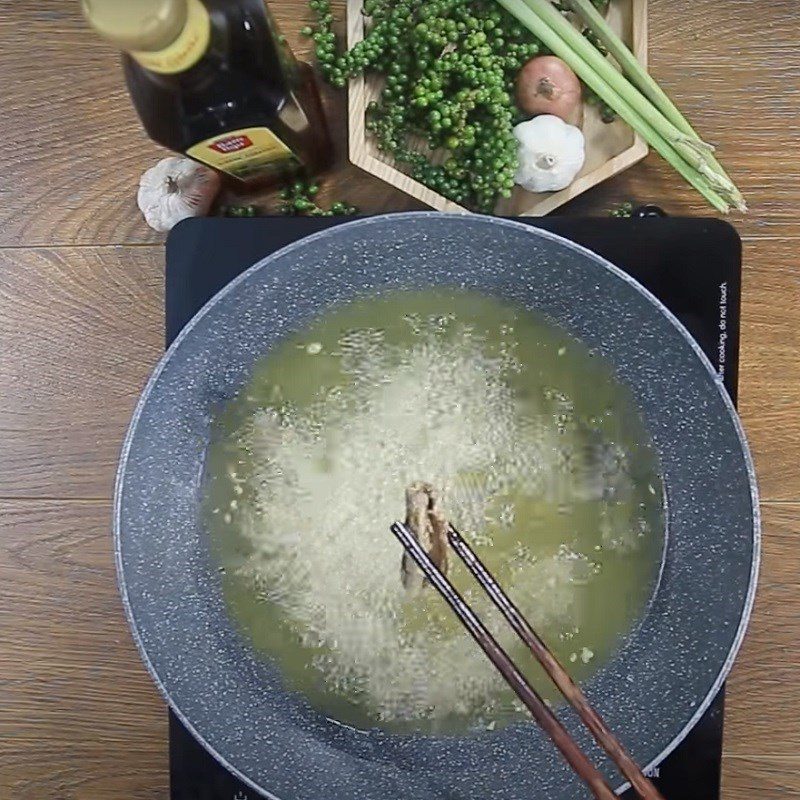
left=187, top=127, right=295, bottom=181
left=131, top=0, right=210, bottom=74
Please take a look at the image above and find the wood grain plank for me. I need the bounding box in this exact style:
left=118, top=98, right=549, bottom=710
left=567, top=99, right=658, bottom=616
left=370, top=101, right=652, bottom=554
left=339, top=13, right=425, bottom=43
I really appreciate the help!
left=0, top=500, right=794, bottom=798
left=0, top=499, right=167, bottom=800
left=0, top=246, right=164, bottom=498
left=723, top=503, right=800, bottom=760
left=0, top=0, right=418, bottom=249
left=2, top=243, right=792, bottom=502
left=0, top=0, right=799, bottom=245
left=552, top=0, right=800, bottom=230
left=738, top=239, right=800, bottom=501
left=723, top=756, right=800, bottom=799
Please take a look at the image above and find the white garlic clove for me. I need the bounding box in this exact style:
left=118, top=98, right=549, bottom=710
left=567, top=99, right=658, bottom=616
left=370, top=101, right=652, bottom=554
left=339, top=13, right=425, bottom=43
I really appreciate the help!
left=137, top=155, right=221, bottom=232
left=513, top=114, right=586, bottom=194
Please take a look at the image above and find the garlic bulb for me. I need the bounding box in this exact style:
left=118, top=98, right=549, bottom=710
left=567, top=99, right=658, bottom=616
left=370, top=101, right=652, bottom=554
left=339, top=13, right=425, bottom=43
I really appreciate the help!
left=513, top=115, right=585, bottom=193
left=137, top=156, right=221, bottom=232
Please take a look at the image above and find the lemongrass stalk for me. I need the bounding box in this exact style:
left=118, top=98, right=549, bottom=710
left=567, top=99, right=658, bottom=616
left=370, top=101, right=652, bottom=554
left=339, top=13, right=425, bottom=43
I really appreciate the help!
left=567, top=0, right=745, bottom=209
left=525, top=0, right=736, bottom=183
left=568, top=0, right=696, bottom=136
left=495, top=0, right=731, bottom=212
left=504, top=0, right=734, bottom=210
left=519, top=0, right=725, bottom=178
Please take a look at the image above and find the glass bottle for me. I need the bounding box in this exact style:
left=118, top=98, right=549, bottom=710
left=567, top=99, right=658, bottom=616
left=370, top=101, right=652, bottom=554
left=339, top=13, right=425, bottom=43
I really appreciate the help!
left=82, top=0, right=333, bottom=188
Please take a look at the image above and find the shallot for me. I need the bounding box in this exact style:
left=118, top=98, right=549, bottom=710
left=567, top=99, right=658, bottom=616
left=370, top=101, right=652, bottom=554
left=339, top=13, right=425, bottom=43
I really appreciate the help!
left=516, top=55, right=583, bottom=125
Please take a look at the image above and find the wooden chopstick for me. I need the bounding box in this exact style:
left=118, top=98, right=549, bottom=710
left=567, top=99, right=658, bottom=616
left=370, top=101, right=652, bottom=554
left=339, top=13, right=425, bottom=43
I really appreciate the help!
left=391, top=521, right=618, bottom=800
left=446, top=524, right=666, bottom=800
left=390, top=520, right=665, bottom=800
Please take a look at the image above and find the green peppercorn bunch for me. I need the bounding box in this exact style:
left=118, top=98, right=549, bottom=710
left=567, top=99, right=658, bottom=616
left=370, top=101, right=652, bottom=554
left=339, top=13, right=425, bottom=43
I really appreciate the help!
left=304, top=0, right=547, bottom=212
left=608, top=200, right=633, bottom=218
left=278, top=180, right=358, bottom=216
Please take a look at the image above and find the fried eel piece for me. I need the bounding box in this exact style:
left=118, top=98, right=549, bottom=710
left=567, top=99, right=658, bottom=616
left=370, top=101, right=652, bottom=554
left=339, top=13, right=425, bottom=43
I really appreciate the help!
left=400, top=481, right=450, bottom=592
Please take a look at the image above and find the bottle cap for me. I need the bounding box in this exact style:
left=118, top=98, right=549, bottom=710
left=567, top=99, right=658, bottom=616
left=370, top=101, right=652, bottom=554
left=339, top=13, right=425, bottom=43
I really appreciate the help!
left=81, top=0, right=188, bottom=52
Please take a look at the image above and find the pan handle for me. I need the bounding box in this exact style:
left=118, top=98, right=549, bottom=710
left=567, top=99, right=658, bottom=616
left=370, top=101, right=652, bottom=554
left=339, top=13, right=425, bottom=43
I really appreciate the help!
left=633, top=204, right=667, bottom=218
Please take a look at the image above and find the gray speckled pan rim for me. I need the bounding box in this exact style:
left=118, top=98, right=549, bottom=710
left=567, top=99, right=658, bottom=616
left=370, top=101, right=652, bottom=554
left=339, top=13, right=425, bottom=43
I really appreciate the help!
left=114, top=212, right=760, bottom=799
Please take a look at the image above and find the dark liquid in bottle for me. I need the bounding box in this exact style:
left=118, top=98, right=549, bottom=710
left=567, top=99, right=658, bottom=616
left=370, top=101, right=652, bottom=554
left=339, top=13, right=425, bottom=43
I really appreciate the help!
left=124, top=0, right=332, bottom=188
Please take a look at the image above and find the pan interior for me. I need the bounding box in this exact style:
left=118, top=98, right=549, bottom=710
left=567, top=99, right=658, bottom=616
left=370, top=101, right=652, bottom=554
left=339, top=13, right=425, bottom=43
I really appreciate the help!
left=116, top=214, right=757, bottom=800
left=204, top=287, right=666, bottom=735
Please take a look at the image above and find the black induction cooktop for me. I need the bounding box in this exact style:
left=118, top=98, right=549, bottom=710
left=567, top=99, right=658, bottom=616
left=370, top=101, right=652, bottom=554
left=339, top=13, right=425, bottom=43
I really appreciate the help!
left=164, top=213, right=741, bottom=800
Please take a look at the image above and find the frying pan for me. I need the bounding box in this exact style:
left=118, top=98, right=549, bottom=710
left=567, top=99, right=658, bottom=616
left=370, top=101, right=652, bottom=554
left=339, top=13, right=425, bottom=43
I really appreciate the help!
left=115, top=213, right=759, bottom=800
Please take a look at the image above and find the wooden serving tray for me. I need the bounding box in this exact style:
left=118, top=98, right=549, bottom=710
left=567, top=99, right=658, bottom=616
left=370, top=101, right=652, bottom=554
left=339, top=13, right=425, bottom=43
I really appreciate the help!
left=346, top=0, right=648, bottom=215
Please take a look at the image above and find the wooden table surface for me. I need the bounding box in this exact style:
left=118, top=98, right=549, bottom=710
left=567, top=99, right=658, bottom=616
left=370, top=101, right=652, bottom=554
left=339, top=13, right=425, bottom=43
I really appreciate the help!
left=1, top=1, right=798, bottom=798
